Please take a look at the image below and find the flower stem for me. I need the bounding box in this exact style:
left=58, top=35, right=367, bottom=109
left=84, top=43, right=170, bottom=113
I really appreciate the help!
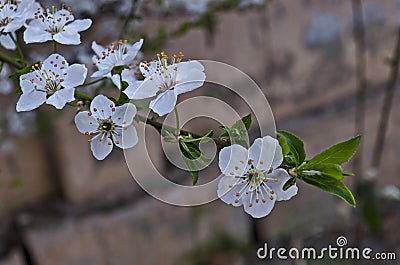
left=0, top=52, right=22, bottom=69
left=9, top=33, right=25, bottom=67
left=80, top=77, right=106, bottom=87
left=74, top=91, right=93, bottom=101
left=53, top=41, right=57, bottom=53
left=174, top=106, right=180, bottom=136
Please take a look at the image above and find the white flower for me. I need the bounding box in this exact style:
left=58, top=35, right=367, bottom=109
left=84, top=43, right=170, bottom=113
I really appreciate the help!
left=217, top=136, right=298, bottom=218
left=91, top=39, right=143, bottom=88
left=16, top=53, right=87, bottom=112
left=0, top=0, right=39, bottom=50
left=124, top=52, right=206, bottom=116
left=164, top=0, right=212, bottom=14
left=23, top=4, right=92, bottom=45
left=239, top=0, right=266, bottom=8
left=74, top=95, right=138, bottom=160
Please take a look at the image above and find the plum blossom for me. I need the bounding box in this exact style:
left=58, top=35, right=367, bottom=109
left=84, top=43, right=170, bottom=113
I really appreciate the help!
left=91, top=39, right=143, bottom=89
left=23, top=4, right=92, bottom=45
left=124, top=52, right=206, bottom=116
left=74, top=95, right=138, bottom=160
left=16, top=53, right=87, bottom=112
left=0, top=0, right=39, bottom=50
left=217, top=136, right=298, bottom=218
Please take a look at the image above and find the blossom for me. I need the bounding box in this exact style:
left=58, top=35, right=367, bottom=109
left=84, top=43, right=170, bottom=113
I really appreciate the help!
left=91, top=39, right=143, bottom=88
left=74, top=95, right=138, bottom=160
left=23, top=4, right=92, bottom=45
left=0, top=0, right=39, bottom=50
left=124, top=52, right=206, bottom=116
left=16, top=53, right=87, bottom=112
left=217, top=136, right=298, bottom=218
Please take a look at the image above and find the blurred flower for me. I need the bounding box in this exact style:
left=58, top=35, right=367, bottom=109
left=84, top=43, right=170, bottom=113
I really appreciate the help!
left=163, top=0, right=212, bottom=14
left=217, top=136, right=298, bottom=218
left=74, top=95, right=138, bottom=160
left=91, top=39, right=143, bottom=89
left=16, top=53, right=87, bottom=112
left=125, top=52, right=206, bottom=116
left=0, top=63, right=13, bottom=94
left=381, top=185, right=400, bottom=201
left=239, top=0, right=266, bottom=8
left=0, top=0, right=39, bottom=49
left=24, top=4, right=92, bottom=45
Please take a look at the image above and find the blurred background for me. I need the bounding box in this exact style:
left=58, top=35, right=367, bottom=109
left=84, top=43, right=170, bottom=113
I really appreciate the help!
left=0, top=0, right=400, bottom=264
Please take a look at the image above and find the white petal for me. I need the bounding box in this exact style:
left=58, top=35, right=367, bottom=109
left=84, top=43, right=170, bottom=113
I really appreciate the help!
left=217, top=176, right=245, bottom=207
left=91, top=69, right=111, bottom=78
left=74, top=111, right=98, bottom=134
left=63, top=64, right=87, bottom=88
left=113, top=125, right=138, bottom=149
left=112, top=103, right=136, bottom=126
left=249, top=136, right=278, bottom=171
left=0, top=33, right=16, bottom=50
left=42, top=54, right=67, bottom=74
left=16, top=90, right=46, bottom=112
left=139, top=61, right=159, bottom=78
left=23, top=26, right=52, bottom=44
left=243, top=190, right=276, bottom=218
left=123, top=38, right=143, bottom=64
left=174, top=69, right=206, bottom=95
left=267, top=168, right=298, bottom=201
left=46, top=87, right=75, bottom=109
left=90, top=95, right=114, bottom=119
left=91, top=41, right=104, bottom=57
left=19, top=72, right=39, bottom=93
left=63, top=19, right=92, bottom=32
left=271, top=142, right=283, bottom=169
left=149, top=90, right=177, bottom=116
left=130, top=76, right=159, bottom=99
left=90, top=134, right=113, bottom=160
left=111, top=74, right=121, bottom=89
left=53, top=31, right=81, bottom=45
left=218, top=144, right=248, bottom=176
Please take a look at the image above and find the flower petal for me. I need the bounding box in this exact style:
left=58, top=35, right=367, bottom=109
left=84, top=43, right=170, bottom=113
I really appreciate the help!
left=16, top=90, right=46, bottom=112
left=0, top=33, right=16, bottom=50
left=217, top=176, right=245, bottom=207
left=271, top=142, right=283, bottom=169
left=129, top=76, right=160, bottom=99
left=46, top=87, right=75, bottom=109
left=90, top=95, right=114, bottom=119
left=91, top=41, right=104, bottom=57
left=74, top=111, right=98, bottom=134
left=63, top=64, right=87, bottom=88
left=174, top=69, right=206, bottom=95
left=53, top=31, right=81, bottom=45
left=267, top=168, right=298, bottom=201
left=63, top=19, right=92, bottom=32
left=90, top=134, right=113, bottom=160
left=123, top=38, right=143, bottom=64
left=149, top=90, right=177, bottom=116
left=112, top=103, right=136, bottom=126
left=112, top=125, right=138, bottom=149
left=243, top=189, right=276, bottom=218
left=23, top=26, right=52, bottom=44
left=42, top=53, right=66, bottom=73
left=218, top=144, right=248, bottom=176
left=249, top=136, right=278, bottom=171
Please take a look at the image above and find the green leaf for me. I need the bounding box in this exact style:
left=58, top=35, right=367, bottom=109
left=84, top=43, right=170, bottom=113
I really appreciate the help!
left=8, top=61, right=39, bottom=80
left=277, top=134, right=290, bottom=156
left=306, top=136, right=361, bottom=167
left=162, top=129, right=178, bottom=143
left=218, top=114, right=252, bottom=148
left=179, top=140, right=201, bottom=160
left=304, top=163, right=344, bottom=180
left=277, top=130, right=306, bottom=166
left=302, top=174, right=356, bottom=207
left=240, top=114, right=252, bottom=130
left=181, top=130, right=214, bottom=143
left=180, top=153, right=199, bottom=185
left=356, top=181, right=381, bottom=233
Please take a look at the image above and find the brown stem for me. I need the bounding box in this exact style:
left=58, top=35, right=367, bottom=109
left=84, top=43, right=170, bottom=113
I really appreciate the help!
left=371, top=27, right=400, bottom=169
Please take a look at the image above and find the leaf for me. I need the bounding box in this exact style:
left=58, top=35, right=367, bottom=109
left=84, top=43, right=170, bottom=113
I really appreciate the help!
left=8, top=61, right=39, bottom=80
left=218, top=114, right=252, bottom=148
left=302, top=174, right=356, bottom=207
left=161, top=129, right=178, bottom=143
left=356, top=181, right=381, bottom=233
left=277, top=134, right=290, bottom=155
left=180, top=153, right=199, bottom=185
left=305, top=163, right=344, bottom=180
left=240, top=113, right=252, bottom=130
left=307, top=136, right=361, bottom=167
left=277, top=130, right=306, bottom=166
left=179, top=140, right=201, bottom=160
left=181, top=130, right=214, bottom=143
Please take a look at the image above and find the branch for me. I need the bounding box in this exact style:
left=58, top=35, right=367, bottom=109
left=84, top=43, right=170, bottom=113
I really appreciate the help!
left=0, top=52, right=22, bottom=69
left=371, top=27, right=400, bottom=169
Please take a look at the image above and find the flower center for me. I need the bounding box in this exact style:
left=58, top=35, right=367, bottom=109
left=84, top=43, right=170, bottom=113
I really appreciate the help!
left=99, top=120, right=114, bottom=133
left=0, top=17, right=9, bottom=27
left=246, top=169, right=264, bottom=188
left=34, top=4, right=73, bottom=35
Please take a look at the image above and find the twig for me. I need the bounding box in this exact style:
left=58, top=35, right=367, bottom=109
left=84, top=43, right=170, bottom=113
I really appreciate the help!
left=371, top=28, right=400, bottom=169
left=9, top=33, right=25, bottom=67
left=119, top=0, right=139, bottom=39
left=0, top=52, right=22, bottom=69
left=351, top=0, right=367, bottom=175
